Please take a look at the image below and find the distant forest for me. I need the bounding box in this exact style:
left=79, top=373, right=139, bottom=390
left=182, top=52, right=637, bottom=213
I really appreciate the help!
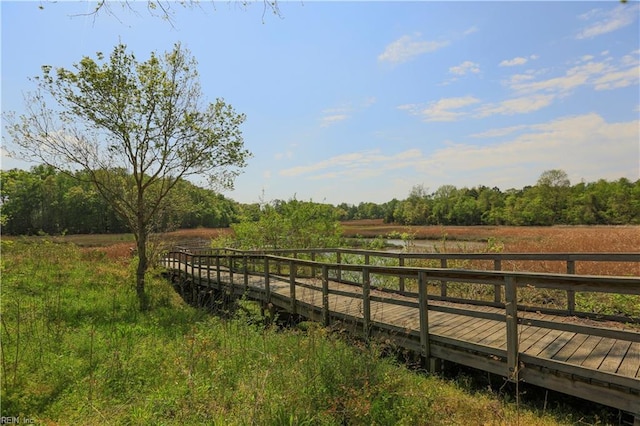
left=1, top=166, right=639, bottom=235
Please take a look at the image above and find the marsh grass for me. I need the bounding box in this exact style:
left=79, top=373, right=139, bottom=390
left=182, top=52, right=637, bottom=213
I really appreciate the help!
left=0, top=240, right=608, bottom=424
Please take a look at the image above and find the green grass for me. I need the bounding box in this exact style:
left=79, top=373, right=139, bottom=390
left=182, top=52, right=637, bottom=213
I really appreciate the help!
left=0, top=240, right=605, bottom=425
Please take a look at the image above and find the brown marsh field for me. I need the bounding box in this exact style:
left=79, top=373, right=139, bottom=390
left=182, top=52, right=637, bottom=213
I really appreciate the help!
left=12, top=220, right=639, bottom=276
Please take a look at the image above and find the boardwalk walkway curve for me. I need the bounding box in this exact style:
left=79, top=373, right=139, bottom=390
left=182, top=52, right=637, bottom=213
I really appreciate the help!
left=162, top=247, right=640, bottom=422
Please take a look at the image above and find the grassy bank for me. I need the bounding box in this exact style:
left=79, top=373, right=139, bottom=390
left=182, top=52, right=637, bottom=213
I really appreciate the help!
left=0, top=240, right=595, bottom=425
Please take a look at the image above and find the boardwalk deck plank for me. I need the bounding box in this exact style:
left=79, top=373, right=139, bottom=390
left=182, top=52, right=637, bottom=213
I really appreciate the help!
left=567, top=335, right=602, bottom=366
left=581, top=338, right=616, bottom=370
left=552, top=333, right=590, bottom=362
left=617, top=342, right=640, bottom=378
left=525, top=329, right=566, bottom=357
left=599, top=340, right=632, bottom=374
left=536, top=331, right=576, bottom=359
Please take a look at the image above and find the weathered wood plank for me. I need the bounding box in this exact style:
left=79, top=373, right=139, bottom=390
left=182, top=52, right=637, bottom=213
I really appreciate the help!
left=598, top=340, right=631, bottom=374
left=617, top=342, right=640, bottom=378
left=536, top=331, right=576, bottom=359
left=525, top=329, right=565, bottom=357
left=581, top=337, right=616, bottom=370
left=567, top=335, right=602, bottom=366
left=552, top=333, right=590, bottom=362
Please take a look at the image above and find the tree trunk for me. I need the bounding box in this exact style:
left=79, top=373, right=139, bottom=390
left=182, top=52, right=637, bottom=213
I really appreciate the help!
left=136, top=229, right=150, bottom=311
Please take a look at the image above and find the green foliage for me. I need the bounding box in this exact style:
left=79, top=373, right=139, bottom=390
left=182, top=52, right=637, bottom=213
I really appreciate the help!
left=0, top=167, right=240, bottom=235
left=231, top=198, right=343, bottom=249
left=384, top=171, right=640, bottom=226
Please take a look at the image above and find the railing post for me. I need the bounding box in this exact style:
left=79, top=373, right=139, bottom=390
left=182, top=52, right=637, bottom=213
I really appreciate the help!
left=322, top=265, right=330, bottom=326
left=289, top=260, right=297, bottom=314
left=264, top=257, right=271, bottom=303
left=243, top=255, right=249, bottom=291
left=216, top=256, right=221, bottom=291
left=311, top=252, right=316, bottom=278
left=206, top=255, right=211, bottom=284
left=505, top=276, right=519, bottom=382
left=362, top=267, right=371, bottom=339
left=399, top=256, right=405, bottom=292
left=336, top=251, right=342, bottom=281
left=566, top=260, right=576, bottom=315
left=494, top=258, right=502, bottom=303
left=440, top=258, right=448, bottom=298
left=418, top=271, right=431, bottom=370
left=198, top=255, right=202, bottom=288
left=228, top=255, right=233, bottom=285
left=183, top=252, right=188, bottom=280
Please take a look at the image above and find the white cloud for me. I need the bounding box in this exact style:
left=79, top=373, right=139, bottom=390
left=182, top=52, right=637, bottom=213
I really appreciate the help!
left=499, top=54, right=538, bottom=67
left=418, top=113, right=639, bottom=187
left=399, top=96, right=480, bottom=122
left=378, top=33, right=449, bottom=64
left=319, top=97, right=377, bottom=127
left=277, top=114, right=639, bottom=190
left=576, top=4, right=640, bottom=39
left=279, top=149, right=422, bottom=178
left=506, top=52, right=639, bottom=96
left=449, top=61, right=480, bottom=76
left=470, top=125, right=529, bottom=139
left=475, top=94, right=555, bottom=117
left=274, top=150, right=293, bottom=160
left=593, top=65, right=640, bottom=90
left=463, top=26, right=478, bottom=36
left=500, top=57, right=528, bottom=67
left=320, top=114, right=349, bottom=127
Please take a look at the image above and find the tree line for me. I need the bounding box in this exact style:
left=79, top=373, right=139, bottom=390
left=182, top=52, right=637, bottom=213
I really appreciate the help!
left=0, top=165, right=241, bottom=235
left=336, top=170, right=640, bottom=226
left=2, top=168, right=639, bottom=236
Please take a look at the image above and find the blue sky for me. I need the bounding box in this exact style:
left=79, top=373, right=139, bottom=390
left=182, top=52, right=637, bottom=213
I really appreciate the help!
left=2, top=1, right=639, bottom=205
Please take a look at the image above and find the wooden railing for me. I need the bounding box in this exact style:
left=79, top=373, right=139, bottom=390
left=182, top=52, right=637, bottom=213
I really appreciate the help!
left=170, top=247, right=640, bottom=320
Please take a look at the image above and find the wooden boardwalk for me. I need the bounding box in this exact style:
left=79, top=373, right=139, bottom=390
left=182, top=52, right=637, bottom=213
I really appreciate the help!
left=162, top=248, right=640, bottom=421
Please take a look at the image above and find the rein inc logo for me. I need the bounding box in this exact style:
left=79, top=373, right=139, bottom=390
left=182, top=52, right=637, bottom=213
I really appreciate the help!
left=1, top=418, right=34, bottom=424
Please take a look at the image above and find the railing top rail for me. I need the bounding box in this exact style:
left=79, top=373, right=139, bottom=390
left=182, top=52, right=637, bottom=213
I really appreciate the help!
left=175, top=246, right=640, bottom=261
left=166, top=249, right=640, bottom=294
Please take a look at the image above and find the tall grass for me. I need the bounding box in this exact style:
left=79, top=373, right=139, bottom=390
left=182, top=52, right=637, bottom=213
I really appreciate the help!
left=0, top=240, right=603, bottom=424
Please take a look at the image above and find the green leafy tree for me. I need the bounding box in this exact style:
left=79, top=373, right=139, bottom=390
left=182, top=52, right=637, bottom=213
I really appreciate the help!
left=232, top=198, right=342, bottom=250
left=5, top=43, right=250, bottom=310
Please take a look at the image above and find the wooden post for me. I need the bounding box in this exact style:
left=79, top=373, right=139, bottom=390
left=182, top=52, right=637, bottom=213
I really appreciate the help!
left=289, top=260, right=297, bottom=314
left=244, top=255, right=249, bottom=291
left=322, top=265, right=330, bottom=326
left=311, top=252, right=316, bottom=278
left=197, top=255, right=202, bottom=288
left=494, top=258, right=502, bottom=303
left=336, top=251, right=342, bottom=281
left=264, top=257, right=271, bottom=303
left=183, top=252, right=188, bottom=280
left=206, top=255, right=211, bottom=285
left=399, top=256, right=405, bottom=292
left=216, top=256, right=221, bottom=291
left=566, top=260, right=576, bottom=315
left=440, top=258, right=448, bottom=298
left=228, top=255, right=233, bottom=285
left=505, top=276, right=519, bottom=382
left=418, top=271, right=431, bottom=370
left=362, top=267, right=371, bottom=339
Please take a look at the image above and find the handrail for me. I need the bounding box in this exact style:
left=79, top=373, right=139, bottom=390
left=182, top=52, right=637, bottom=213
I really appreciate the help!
left=165, top=249, right=640, bottom=317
